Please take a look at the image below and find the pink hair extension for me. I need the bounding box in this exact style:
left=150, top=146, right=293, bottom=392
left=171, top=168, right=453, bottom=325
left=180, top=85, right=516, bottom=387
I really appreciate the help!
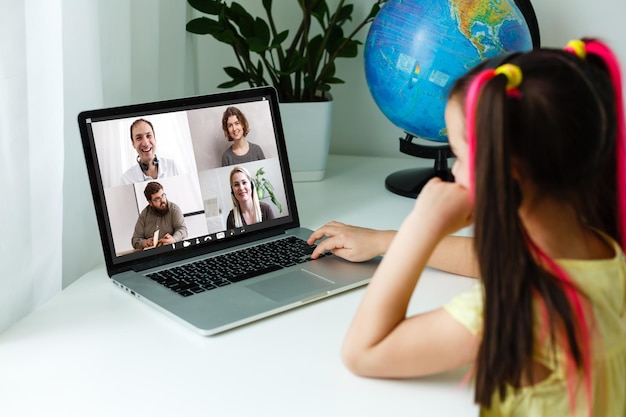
left=585, top=40, right=626, bottom=250
left=465, top=69, right=497, bottom=201
left=458, top=364, right=476, bottom=390
left=525, top=236, right=593, bottom=417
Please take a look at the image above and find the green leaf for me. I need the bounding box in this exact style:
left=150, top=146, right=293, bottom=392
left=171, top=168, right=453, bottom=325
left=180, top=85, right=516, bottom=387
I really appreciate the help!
left=262, top=178, right=274, bottom=193
left=248, top=37, right=268, bottom=53
left=187, top=0, right=222, bottom=15
left=217, top=79, right=245, bottom=88
left=254, top=17, right=270, bottom=46
left=270, top=30, right=289, bottom=49
left=334, top=5, right=354, bottom=24
left=367, top=2, right=384, bottom=20
left=325, top=77, right=345, bottom=84
left=310, top=0, right=329, bottom=26
left=229, top=2, right=256, bottom=38
left=325, top=26, right=343, bottom=55
left=324, top=62, right=337, bottom=78
left=336, top=40, right=359, bottom=58
left=262, top=0, right=273, bottom=13
left=186, top=17, right=220, bottom=35
left=253, top=168, right=282, bottom=212
left=317, top=83, right=331, bottom=92
left=213, top=28, right=237, bottom=43
left=223, top=66, right=247, bottom=81
left=307, top=34, right=324, bottom=64
left=269, top=192, right=282, bottom=213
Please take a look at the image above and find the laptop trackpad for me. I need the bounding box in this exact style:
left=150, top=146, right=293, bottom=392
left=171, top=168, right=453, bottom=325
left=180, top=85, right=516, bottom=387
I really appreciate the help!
left=247, top=270, right=334, bottom=302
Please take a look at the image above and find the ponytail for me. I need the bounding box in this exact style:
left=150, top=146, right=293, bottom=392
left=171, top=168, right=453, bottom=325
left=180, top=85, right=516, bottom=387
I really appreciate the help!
left=583, top=40, right=626, bottom=249
left=466, top=62, right=539, bottom=406
left=462, top=45, right=618, bottom=414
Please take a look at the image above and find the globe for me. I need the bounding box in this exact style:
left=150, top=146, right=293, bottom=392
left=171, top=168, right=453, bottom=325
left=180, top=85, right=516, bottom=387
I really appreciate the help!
left=364, top=0, right=536, bottom=143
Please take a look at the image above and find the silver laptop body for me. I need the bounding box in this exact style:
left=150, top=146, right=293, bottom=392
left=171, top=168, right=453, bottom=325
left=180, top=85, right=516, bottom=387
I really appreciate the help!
left=78, top=86, right=377, bottom=335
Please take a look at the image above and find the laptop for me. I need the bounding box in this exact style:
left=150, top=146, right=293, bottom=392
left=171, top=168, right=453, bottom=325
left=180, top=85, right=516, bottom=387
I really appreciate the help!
left=78, top=86, right=378, bottom=335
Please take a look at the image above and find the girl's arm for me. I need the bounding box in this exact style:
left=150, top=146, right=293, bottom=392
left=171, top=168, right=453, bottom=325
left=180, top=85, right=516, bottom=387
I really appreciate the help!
left=341, top=178, right=479, bottom=378
left=429, top=235, right=479, bottom=278
left=308, top=223, right=479, bottom=278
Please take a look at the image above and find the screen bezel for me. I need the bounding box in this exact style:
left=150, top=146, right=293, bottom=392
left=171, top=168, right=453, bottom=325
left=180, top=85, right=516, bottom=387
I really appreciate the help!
left=78, top=87, right=300, bottom=276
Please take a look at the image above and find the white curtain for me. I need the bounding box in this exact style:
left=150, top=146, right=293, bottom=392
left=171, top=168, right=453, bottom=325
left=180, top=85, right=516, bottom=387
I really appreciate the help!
left=62, top=0, right=197, bottom=286
left=0, top=0, right=65, bottom=333
left=0, top=0, right=197, bottom=334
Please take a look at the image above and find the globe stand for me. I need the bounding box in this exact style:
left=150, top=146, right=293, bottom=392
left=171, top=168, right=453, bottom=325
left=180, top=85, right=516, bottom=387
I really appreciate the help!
left=385, top=133, right=454, bottom=198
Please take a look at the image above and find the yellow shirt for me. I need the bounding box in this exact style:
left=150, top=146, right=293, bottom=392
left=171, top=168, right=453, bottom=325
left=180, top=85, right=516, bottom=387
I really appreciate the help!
left=444, top=237, right=626, bottom=416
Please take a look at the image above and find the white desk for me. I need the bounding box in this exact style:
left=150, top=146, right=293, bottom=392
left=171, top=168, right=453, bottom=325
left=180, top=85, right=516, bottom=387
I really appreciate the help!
left=0, top=155, right=478, bottom=417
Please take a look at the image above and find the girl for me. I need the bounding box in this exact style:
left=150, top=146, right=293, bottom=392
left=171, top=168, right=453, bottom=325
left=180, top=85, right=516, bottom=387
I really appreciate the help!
left=338, top=39, right=626, bottom=416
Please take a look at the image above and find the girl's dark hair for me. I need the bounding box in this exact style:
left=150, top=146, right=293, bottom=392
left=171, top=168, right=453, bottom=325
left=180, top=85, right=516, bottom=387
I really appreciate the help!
left=221, top=106, right=250, bottom=141
left=450, top=42, right=618, bottom=408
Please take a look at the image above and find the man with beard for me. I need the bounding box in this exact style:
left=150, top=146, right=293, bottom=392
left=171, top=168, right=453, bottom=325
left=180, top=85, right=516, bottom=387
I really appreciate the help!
left=132, top=181, right=188, bottom=249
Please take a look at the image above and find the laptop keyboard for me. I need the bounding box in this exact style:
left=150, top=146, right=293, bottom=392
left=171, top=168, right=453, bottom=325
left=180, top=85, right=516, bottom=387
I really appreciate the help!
left=146, top=236, right=324, bottom=297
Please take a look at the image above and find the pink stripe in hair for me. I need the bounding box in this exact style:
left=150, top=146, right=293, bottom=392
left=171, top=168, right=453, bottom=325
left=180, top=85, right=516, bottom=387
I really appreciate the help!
left=586, top=40, right=626, bottom=249
left=465, top=69, right=496, bottom=201
left=526, top=237, right=593, bottom=415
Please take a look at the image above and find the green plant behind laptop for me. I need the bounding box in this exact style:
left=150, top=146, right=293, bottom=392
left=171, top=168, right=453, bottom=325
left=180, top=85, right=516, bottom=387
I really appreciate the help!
left=254, top=167, right=282, bottom=213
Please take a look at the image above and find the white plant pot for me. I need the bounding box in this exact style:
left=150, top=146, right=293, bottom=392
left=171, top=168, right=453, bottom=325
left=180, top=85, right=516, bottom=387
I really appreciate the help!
left=279, top=100, right=333, bottom=182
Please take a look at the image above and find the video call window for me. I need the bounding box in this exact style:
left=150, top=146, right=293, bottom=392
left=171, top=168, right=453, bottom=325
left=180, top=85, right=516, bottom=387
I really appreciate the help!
left=89, top=99, right=289, bottom=258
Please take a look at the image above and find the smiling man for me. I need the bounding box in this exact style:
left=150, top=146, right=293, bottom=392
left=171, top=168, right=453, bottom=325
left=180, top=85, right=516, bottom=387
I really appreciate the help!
left=121, top=118, right=182, bottom=185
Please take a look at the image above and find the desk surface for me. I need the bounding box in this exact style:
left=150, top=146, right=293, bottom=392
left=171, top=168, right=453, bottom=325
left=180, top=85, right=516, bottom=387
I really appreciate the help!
left=0, top=155, right=478, bottom=417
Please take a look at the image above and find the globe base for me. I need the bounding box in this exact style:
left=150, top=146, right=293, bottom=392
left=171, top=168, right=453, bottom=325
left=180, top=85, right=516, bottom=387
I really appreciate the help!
left=385, top=133, right=454, bottom=198
left=385, top=165, right=453, bottom=198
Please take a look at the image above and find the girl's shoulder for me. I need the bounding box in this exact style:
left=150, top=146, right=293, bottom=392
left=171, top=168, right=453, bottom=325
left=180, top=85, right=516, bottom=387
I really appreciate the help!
left=443, top=283, right=484, bottom=336
left=557, top=231, right=625, bottom=277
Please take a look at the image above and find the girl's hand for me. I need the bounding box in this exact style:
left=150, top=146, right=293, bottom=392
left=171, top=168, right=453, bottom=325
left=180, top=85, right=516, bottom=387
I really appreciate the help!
left=411, top=177, right=473, bottom=239
left=307, top=221, right=395, bottom=262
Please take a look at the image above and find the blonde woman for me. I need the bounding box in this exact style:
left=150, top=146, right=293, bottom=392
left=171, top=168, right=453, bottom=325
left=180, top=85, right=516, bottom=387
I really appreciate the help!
left=227, top=166, right=274, bottom=229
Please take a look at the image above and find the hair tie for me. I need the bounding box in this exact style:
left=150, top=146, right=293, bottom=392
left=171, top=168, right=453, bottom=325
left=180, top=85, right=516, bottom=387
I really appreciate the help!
left=494, top=63, right=523, bottom=97
left=565, top=39, right=587, bottom=59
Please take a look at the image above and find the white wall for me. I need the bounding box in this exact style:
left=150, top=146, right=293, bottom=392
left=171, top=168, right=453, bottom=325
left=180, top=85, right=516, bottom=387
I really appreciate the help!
left=60, top=0, right=626, bottom=288
left=191, top=0, right=626, bottom=159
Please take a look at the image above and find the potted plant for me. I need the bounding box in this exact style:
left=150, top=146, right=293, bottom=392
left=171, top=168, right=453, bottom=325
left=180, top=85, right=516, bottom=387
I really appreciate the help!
left=186, top=0, right=386, bottom=102
left=186, top=0, right=386, bottom=181
left=253, top=167, right=282, bottom=213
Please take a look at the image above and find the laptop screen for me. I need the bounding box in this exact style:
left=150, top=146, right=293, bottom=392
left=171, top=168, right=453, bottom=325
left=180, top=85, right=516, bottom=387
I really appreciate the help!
left=78, top=87, right=299, bottom=274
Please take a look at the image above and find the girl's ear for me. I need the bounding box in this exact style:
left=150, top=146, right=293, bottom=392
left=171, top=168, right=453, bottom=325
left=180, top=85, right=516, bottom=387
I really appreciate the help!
left=511, top=159, right=533, bottom=208
left=511, top=158, right=526, bottom=207
left=511, top=158, right=524, bottom=182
